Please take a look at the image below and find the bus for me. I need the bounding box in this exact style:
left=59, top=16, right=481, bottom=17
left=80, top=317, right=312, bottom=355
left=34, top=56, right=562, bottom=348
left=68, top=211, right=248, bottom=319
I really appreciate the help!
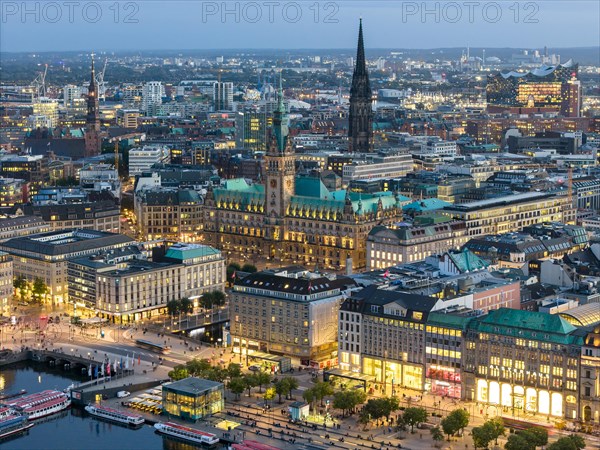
left=135, top=339, right=171, bottom=354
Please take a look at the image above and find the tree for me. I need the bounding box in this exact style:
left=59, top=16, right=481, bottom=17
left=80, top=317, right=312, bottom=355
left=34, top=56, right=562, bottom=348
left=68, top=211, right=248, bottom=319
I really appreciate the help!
left=275, top=378, right=291, bottom=404
left=226, top=363, right=242, bottom=379
left=505, top=433, right=535, bottom=450
left=243, top=374, right=258, bottom=397
left=447, top=409, right=470, bottom=434
left=180, top=297, right=193, bottom=314
left=241, top=264, right=257, bottom=273
left=254, top=371, right=272, bottom=393
left=487, top=417, right=506, bottom=445
left=402, top=407, right=428, bottom=432
left=210, top=290, right=226, bottom=307
left=13, top=275, right=27, bottom=299
left=472, top=424, right=495, bottom=450
left=525, top=427, right=548, bottom=447
left=31, top=278, right=48, bottom=304
left=186, top=358, right=211, bottom=376
left=201, top=290, right=226, bottom=309
left=263, top=386, right=276, bottom=406
left=313, top=381, right=334, bottom=407
left=431, top=426, right=444, bottom=445
left=166, top=299, right=180, bottom=316
left=284, top=376, right=299, bottom=399
left=441, top=414, right=461, bottom=441
left=168, top=366, right=189, bottom=381
left=547, top=435, right=585, bottom=450
left=228, top=377, right=246, bottom=401
left=333, top=389, right=366, bottom=417
left=303, top=387, right=317, bottom=415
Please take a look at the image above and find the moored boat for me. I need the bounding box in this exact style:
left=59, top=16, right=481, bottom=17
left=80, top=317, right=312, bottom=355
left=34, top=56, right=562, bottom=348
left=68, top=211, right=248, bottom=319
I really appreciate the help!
left=153, top=421, right=219, bottom=446
left=84, top=404, right=145, bottom=427
left=0, top=414, right=34, bottom=439
left=3, top=390, right=71, bottom=420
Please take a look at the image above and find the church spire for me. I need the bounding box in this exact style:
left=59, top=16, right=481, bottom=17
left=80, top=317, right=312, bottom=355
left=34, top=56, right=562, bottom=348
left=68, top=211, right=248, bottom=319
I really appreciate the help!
left=85, top=53, right=101, bottom=157
left=355, top=18, right=367, bottom=77
left=348, top=19, right=373, bottom=153
left=270, top=71, right=289, bottom=154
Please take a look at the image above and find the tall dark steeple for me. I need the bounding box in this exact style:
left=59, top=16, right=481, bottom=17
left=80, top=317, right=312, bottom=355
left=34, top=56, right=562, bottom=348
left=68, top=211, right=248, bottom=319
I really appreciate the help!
left=85, top=54, right=101, bottom=157
left=348, top=19, right=373, bottom=153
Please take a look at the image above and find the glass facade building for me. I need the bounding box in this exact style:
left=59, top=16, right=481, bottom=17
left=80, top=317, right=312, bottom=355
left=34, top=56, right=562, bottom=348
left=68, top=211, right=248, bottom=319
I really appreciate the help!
left=162, top=378, right=224, bottom=422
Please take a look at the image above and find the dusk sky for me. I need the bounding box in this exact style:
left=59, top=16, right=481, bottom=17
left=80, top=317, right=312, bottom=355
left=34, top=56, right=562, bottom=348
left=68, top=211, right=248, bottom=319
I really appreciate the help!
left=1, top=1, right=599, bottom=52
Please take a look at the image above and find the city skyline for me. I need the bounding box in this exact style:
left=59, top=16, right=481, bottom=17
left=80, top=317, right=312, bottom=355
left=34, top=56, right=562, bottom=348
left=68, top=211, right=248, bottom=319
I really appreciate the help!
left=1, top=1, right=599, bottom=52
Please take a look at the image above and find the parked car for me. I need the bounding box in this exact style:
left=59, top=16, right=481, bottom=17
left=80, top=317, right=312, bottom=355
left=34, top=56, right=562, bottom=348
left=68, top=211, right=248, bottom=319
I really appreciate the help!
left=117, top=391, right=130, bottom=398
left=248, top=365, right=261, bottom=372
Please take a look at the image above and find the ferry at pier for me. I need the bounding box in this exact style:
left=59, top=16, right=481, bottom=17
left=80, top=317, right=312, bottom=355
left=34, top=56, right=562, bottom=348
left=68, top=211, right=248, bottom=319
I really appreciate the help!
left=3, top=390, right=71, bottom=419
left=85, top=404, right=145, bottom=427
left=154, top=422, right=219, bottom=446
left=0, top=413, right=34, bottom=439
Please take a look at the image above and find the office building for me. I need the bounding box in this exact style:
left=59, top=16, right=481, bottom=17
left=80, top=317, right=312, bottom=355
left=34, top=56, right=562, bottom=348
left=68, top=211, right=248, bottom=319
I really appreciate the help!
left=366, top=217, right=468, bottom=270
left=0, top=216, right=51, bottom=242
left=116, top=109, right=140, bottom=129
left=128, top=145, right=170, bottom=176
left=441, top=192, right=575, bottom=237
left=463, top=308, right=583, bottom=420
left=580, top=325, right=600, bottom=423
left=235, top=109, right=269, bottom=152
left=32, top=98, right=58, bottom=128
left=79, top=163, right=121, bottom=201
left=134, top=189, right=203, bottom=242
left=0, top=229, right=134, bottom=305
left=341, top=153, right=413, bottom=185
left=213, top=81, right=234, bottom=111
left=63, top=84, right=84, bottom=108
left=230, top=267, right=356, bottom=366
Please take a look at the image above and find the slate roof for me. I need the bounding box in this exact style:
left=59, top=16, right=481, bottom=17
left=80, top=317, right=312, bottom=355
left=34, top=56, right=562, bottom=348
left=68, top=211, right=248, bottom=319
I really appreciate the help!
left=351, top=285, right=438, bottom=313
left=0, top=229, right=134, bottom=257
left=234, top=271, right=355, bottom=297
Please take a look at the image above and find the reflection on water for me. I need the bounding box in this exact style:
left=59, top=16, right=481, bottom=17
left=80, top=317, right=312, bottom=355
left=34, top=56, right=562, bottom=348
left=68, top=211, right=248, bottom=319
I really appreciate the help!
left=0, top=363, right=205, bottom=450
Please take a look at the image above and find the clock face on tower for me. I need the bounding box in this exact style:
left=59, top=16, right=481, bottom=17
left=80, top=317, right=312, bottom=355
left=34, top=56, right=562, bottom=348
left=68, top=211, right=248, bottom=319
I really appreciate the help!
left=270, top=179, right=277, bottom=188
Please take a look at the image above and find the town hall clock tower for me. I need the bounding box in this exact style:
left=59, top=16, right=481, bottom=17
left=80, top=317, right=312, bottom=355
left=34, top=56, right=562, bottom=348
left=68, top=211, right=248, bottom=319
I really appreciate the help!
left=264, top=76, right=295, bottom=254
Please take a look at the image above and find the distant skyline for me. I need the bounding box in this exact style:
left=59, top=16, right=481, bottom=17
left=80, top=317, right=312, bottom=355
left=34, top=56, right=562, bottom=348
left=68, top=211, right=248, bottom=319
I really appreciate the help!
left=1, top=1, right=599, bottom=52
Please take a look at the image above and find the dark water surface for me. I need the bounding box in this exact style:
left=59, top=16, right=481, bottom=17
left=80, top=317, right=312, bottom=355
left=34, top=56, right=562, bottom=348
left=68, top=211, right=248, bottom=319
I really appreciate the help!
left=0, top=362, right=201, bottom=450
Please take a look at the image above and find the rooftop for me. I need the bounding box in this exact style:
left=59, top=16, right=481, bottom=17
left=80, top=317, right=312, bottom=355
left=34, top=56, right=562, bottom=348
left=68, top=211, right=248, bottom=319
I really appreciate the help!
left=162, top=377, right=223, bottom=395
left=0, top=229, right=134, bottom=257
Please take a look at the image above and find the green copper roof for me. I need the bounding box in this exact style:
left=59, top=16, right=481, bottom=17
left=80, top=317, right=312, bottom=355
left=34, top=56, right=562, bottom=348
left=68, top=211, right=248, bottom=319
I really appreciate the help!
left=427, top=312, right=472, bottom=330
left=448, top=249, right=489, bottom=273
left=403, top=198, right=451, bottom=213
left=295, top=177, right=329, bottom=198
left=165, top=244, right=221, bottom=261
left=473, top=308, right=581, bottom=345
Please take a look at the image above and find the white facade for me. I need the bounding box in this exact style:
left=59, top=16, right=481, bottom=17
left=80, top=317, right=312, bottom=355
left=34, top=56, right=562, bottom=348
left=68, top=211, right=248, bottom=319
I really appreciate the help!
left=63, top=84, right=83, bottom=107
left=342, top=154, right=413, bottom=184
left=129, top=146, right=170, bottom=176
left=141, top=81, right=165, bottom=112
left=79, top=163, right=121, bottom=200
left=420, top=140, right=458, bottom=159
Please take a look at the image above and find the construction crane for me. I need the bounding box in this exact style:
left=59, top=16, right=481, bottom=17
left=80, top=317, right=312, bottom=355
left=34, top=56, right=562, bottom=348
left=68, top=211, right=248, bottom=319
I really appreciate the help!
left=96, top=57, right=108, bottom=102
left=31, top=64, right=48, bottom=101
